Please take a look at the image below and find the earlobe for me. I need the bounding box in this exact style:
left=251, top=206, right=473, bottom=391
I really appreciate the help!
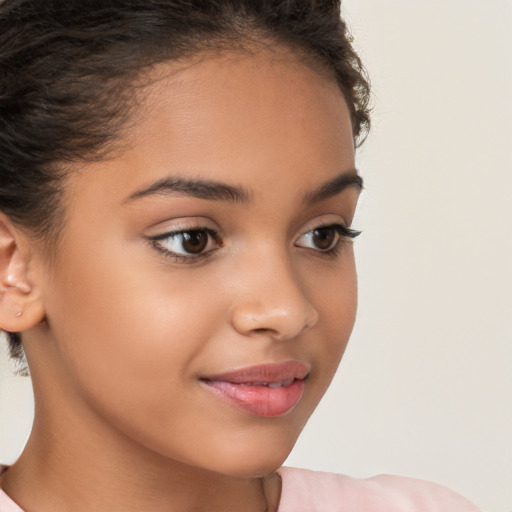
left=0, top=214, right=45, bottom=334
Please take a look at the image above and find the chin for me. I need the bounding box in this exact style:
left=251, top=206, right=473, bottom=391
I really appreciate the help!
left=202, top=409, right=313, bottom=478
left=203, top=432, right=300, bottom=479
left=212, top=456, right=289, bottom=479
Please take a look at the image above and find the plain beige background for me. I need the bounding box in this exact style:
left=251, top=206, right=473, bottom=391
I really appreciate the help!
left=1, top=1, right=511, bottom=511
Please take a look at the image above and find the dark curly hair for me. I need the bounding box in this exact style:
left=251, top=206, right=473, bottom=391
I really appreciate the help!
left=0, top=0, right=371, bottom=362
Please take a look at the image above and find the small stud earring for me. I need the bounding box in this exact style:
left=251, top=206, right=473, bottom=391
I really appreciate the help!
left=15, top=309, right=22, bottom=318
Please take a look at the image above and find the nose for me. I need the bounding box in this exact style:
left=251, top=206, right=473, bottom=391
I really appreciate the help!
left=230, top=254, right=319, bottom=341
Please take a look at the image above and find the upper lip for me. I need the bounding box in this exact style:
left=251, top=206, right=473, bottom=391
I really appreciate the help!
left=202, top=361, right=310, bottom=384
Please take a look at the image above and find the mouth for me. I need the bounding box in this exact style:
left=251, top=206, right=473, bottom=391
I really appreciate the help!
left=201, top=361, right=310, bottom=418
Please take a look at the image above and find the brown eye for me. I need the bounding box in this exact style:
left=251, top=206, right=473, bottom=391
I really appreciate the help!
left=181, top=230, right=208, bottom=254
left=151, top=228, right=221, bottom=259
left=311, top=227, right=337, bottom=251
left=295, top=223, right=361, bottom=254
left=296, top=226, right=340, bottom=252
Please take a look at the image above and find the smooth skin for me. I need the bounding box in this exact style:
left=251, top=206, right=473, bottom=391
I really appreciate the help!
left=0, top=48, right=360, bottom=512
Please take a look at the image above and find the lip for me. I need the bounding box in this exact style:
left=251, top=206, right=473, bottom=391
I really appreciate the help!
left=201, top=361, right=310, bottom=418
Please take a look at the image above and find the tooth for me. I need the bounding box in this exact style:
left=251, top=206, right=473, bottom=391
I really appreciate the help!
left=241, top=380, right=296, bottom=387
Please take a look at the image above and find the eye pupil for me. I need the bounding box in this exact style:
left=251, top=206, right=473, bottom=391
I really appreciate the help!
left=182, top=231, right=208, bottom=254
left=312, top=227, right=336, bottom=250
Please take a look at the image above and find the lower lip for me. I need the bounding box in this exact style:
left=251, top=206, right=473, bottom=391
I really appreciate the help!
left=202, top=379, right=305, bottom=417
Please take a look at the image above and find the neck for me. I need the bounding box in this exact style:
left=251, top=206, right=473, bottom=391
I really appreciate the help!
left=1, top=401, right=281, bottom=512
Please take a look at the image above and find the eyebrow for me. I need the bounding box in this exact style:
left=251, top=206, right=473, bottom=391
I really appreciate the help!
left=125, top=176, right=251, bottom=204
left=124, top=169, right=362, bottom=205
left=302, top=170, right=363, bottom=204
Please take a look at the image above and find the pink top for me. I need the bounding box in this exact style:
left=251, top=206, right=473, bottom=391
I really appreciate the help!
left=0, top=467, right=480, bottom=511
left=0, top=488, right=21, bottom=512
left=276, top=468, right=481, bottom=511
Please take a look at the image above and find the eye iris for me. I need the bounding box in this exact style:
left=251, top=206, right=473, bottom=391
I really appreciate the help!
left=181, top=231, right=208, bottom=254
left=312, top=227, right=336, bottom=250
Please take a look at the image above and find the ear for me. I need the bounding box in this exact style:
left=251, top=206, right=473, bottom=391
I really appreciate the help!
left=0, top=213, right=45, bottom=334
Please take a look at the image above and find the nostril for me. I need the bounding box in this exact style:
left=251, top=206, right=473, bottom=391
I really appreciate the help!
left=305, top=307, right=319, bottom=330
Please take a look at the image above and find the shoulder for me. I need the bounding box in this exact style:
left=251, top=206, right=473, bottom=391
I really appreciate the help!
left=276, top=467, right=481, bottom=512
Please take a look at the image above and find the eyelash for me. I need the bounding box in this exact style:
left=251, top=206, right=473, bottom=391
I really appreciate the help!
left=148, top=224, right=361, bottom=263
left=299, top=224, right=361, bottom=258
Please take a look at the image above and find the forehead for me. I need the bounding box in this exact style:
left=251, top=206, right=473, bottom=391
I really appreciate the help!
left=123, top=50, right=354, bottom=181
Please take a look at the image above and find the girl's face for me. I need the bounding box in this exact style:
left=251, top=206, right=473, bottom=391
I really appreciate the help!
left=30, top=50, right=360, bottom=477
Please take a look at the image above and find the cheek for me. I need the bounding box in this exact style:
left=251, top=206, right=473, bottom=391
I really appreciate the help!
left=43, top=238, right=225, bottom=417
left=312, top=247, right=357, bottom=330
left=306, top=251, right=357, bottom=388
left=43, top=263, right=232, bottom=461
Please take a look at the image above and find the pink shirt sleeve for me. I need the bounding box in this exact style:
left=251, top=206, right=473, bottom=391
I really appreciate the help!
left=277, top=467, right=482, bottom=512
left=0, top=490, right=23, bottom=512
